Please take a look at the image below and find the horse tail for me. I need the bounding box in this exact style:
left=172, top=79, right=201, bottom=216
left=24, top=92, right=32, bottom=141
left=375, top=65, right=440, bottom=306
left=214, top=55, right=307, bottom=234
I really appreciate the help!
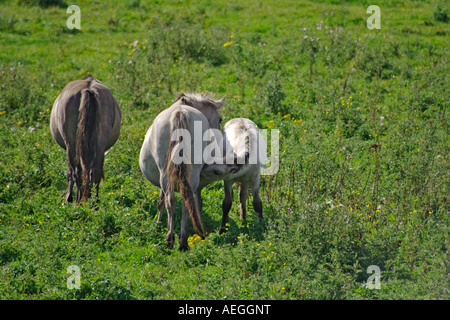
left=75, top=87, right=101, bottom=204
left=165, top=109, right=205, bottom=239
left=233, top=124, right=252, bottom=165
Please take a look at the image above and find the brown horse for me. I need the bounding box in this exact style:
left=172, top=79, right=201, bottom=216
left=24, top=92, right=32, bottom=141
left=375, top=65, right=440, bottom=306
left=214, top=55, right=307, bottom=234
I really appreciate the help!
left=50, top=75, right=121, bottom=205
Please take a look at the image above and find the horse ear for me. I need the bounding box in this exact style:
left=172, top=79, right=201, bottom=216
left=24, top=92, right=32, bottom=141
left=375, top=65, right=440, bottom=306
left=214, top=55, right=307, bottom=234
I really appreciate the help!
left=215, top=97, right=226, bottom=109
left=178, top=93, right=193, bottom=107
left=181, top=96, right=193, bottom=106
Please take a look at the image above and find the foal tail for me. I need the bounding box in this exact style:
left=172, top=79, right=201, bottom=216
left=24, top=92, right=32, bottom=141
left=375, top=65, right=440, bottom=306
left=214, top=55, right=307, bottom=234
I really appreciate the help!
left=75, top=87, right=103, bottom=204
left=165, top=109, right=205, bottom=239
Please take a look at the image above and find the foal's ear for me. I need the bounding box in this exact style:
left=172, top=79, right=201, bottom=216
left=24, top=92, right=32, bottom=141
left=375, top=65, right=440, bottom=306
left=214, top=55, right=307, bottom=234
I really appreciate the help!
left=215, top=97, right=226, bottom=109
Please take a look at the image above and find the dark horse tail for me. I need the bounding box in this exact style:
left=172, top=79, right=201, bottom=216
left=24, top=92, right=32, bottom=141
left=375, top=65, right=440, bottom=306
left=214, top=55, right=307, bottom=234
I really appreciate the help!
left=165, top=109, right=205, bottom=239
left=75, top=85, right=102, bottom=204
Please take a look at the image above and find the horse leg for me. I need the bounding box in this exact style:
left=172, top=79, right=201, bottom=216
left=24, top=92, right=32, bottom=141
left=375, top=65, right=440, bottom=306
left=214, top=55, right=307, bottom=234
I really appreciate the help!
left=66, top=145, right=85, bottom=205
left=90, top=153, right=104, bottom=208
left=96, top=182, right=100, bottom=199
left=252, top=176, right=263, bottom=220
left=90, top=182, right=100, bottom=209
left=189, top=171, right=205, bottom=239
left=74, top=165, right=83, bottom=204
left=220, top=180, right=233, bottom=234
left=164, top=189, right=176, bottom=249
left=196, top=187, right=203, bottom=214
left=65, top=167, right=74, bottom=203
left=239, top=183, right=249, bottom=221
left=156, top=190, right=165, bottom=223
left=179, top=201, right=189, bottom=251
left=65, top=145, right=77, bottom=203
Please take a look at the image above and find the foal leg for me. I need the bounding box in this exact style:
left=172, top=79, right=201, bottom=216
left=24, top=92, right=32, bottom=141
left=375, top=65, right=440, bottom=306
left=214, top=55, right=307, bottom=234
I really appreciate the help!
left=239, top=183, right=249, bottom=221
left=252, top=177, right=263, bottom=220
left=220, top=180, right=233, bottom=234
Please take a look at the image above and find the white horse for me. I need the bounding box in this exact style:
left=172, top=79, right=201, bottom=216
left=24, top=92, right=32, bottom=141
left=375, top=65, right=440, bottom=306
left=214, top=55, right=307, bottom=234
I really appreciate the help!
left=201, top=118, right=266, bottom=233
left=50, top=75, right=121, bottom=205
left=139, top=92, right=235, bottom=250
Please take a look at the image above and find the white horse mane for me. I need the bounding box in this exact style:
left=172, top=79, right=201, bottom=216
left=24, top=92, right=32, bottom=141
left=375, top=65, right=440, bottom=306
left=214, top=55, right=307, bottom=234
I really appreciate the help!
left=175, top=92, right=224, bottom=109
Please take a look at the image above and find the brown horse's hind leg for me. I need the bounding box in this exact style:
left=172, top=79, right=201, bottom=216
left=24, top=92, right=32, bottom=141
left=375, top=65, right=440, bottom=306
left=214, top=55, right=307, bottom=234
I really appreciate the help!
left=65, top=167, right=74, bottom=203
left=65, top=145, right=78, bottom=203
left=95, top=182, right=100, bottom=198
left=89, top=182, right=100, bottom=209
left=74, top=165, right=83, bottom=204
left=91, top=156, right=104, bottom=207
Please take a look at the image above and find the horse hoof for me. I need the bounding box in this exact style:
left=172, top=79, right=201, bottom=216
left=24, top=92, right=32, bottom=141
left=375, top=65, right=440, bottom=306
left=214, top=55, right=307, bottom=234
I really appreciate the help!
left=179, top=243, right=190, bottom=251
left=65, top=194, right=73, bottom=203
left=166, top=236, right=174, bottom=249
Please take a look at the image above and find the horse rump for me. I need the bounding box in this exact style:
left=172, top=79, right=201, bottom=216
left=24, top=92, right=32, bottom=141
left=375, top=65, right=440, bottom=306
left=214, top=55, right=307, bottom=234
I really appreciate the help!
left=75, top=88, right=103, bottom=204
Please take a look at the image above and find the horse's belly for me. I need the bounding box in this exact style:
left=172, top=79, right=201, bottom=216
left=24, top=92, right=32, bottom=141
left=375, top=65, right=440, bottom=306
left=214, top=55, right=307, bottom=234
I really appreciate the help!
left=139, top=135, right=161, bottom=187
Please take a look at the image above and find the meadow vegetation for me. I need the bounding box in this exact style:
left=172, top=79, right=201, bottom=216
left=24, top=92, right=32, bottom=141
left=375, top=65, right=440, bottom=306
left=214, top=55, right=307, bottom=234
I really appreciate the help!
left=0, top=0, right=448, bottom=299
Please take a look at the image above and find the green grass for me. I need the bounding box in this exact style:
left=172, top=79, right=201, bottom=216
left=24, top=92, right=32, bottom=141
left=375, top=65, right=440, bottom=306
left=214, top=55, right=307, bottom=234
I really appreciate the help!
left=0, top=0, right=449, bottom=299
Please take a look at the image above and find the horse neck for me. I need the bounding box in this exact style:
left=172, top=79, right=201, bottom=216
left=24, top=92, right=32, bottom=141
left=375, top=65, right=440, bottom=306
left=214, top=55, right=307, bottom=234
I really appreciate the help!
left=173, top=100, right=220, bottom=131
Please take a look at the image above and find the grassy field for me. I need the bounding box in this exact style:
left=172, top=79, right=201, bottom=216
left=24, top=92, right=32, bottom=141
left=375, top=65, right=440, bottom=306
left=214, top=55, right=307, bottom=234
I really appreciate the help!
left=0, top=0, right=449, bottom=299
